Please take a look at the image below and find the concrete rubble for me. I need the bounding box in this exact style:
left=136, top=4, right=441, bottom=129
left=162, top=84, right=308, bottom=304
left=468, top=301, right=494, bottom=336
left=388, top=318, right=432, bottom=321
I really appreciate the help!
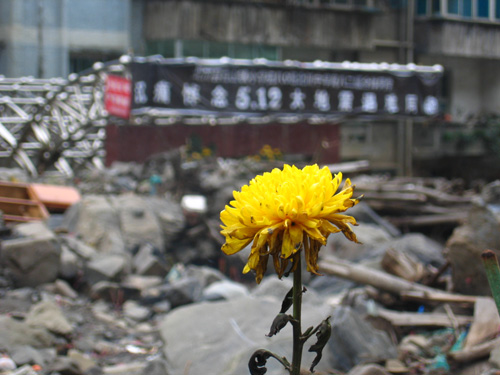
left=0, top=154, right=499, bottom=375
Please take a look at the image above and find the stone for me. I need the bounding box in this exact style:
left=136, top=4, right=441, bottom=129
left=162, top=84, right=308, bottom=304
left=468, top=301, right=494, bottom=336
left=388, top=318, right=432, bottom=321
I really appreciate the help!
left=1, top=288, right=36, bottom=316
left=489, top=345, right=500, bottom=368
left=159, top=296, right=333, bottom=375
left=144, top=195, right=185, bottom=249
left=152, top=277, right=203, bottom=308
left=9, top=345, right=57, bottom=367
left=323, top=223, right=392, bottom=263
left=102, top=362, right=147, bottom=375
left=151, top=300, right=171, bottom=314
left=122, top=275, right=163, bottom=291
left=0, top=235, right=61, bottom=287
left=46, top=356, right=81, bottom=375
left=6, top=364, right=39, bottom=375
left=347, top=364, right=391, bottom=375
left=67, top=349, right=98, bottom=373
left=133, top=243, right=169, bottom=277
left=0, top=356, right=17, bottom=371
left=70, top=195, right=125, bottom=254
left=328, top=306, right=397, bottom=372
left=25, top=300, right=73, bottom=336
left=60, top=235, right=98, bottom=260
left=13, top=221, right=56, bottom=240
left=308, top=275, right=355, bottom=297
left=185, top=265, right=227, bottom=287
left=0, top=316, right=57, bottom=349
left=446, top=204, right=500, bottom=295
left=59, top=245, right=81, bottom=280
left=49, top=279, right=79, bottom=299
left=122, top=300, right=151, bottom=322
left=85, top=253, right=130, bottom=285
left=202, top=280, right=249, bottom=301
left=89, top=281, right=141, bottom=302
left=114, top=194, right=165, bottom=253
left=141, top=359, right=169, bottom=375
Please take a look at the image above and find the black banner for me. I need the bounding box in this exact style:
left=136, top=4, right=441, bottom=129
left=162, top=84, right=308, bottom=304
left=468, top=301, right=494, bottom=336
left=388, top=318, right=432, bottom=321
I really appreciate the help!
left=130, top=60, right=443, bottom=118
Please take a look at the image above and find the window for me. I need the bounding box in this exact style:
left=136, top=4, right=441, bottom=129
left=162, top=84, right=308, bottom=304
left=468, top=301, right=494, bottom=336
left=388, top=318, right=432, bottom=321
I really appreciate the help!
left=146, top=40, right=175, bottom=58
left=417, top=0, right=428, bottom=14
left=294, top=0, right=374, bottom=7
left=447, top=0, right=472, bottom=16
left=476, top=0, right=489, bottom=17
left=416, top=0, right=500, bottom=20
left=432, top=0, right=441, bottom=14
left=146, top=40, right=280, bottom=61
left=69, top=52, right=121, bottom=74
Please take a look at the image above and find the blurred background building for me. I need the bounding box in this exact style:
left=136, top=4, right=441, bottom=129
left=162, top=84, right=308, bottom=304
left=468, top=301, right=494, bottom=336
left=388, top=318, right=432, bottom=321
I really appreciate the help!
left=1, top=0, right=500, bottom=177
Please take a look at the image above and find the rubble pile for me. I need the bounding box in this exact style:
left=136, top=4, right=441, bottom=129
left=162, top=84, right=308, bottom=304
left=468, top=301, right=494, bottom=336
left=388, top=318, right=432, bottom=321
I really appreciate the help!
left=0, top=155, right=499, bottom=375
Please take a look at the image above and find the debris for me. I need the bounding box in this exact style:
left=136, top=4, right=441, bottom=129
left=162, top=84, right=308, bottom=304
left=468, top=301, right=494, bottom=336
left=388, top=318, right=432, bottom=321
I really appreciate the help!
left=0, top=158, right=498, bottom=375
left=464, top=297, right=500, bottom=348
left=372, top=307, right=472, bottom=328
left=319, top=256, right=464, bottom=299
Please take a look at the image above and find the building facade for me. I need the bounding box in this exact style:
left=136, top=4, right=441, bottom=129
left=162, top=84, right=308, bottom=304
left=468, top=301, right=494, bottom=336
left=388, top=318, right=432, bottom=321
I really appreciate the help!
left=0, top=0, right=137, bottom=77
left=1, top=0, right=500, bottom=174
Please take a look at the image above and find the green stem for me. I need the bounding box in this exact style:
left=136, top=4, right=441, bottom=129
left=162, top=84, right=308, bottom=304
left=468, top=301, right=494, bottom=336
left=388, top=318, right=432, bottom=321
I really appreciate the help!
left=482, top=250, right=500, bottom=315
left=291, top=255, right=303, bottom=375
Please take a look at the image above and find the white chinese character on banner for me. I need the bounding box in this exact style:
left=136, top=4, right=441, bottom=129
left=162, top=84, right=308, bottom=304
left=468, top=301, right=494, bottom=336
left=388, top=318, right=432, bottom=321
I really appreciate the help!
left=338, top=90, right=354, bottom=112
left=361, top=92, right=377, bottom=113
left=314, top=89, right=330, bottom=111
left=235, top=86, right=251, bottom=110
left=405, top=94, right=418, bottom=114
left=384, top=93, right=399, bottom=114
left=290, top=88, right=306, bottom=110
left=134, top=81, right=148, bottom=104
left=211, top=85, right=228, bottom=108
left=153, top=80, right=172, bottom=105
left=182, top=83, right=201, bottom=106
left=268, top=87, right=282, bottom=110
left=423, top=96, right=439, bottom=115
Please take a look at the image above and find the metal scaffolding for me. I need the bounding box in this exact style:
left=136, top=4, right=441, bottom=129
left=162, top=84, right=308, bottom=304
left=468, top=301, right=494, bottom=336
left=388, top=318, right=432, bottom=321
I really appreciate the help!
left=0, top=57, right=130, bottom=177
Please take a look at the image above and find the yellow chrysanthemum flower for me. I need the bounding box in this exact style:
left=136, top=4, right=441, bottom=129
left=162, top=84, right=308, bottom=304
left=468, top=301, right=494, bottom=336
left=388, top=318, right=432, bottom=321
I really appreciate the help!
left=220, top=164, right=360, bottom=283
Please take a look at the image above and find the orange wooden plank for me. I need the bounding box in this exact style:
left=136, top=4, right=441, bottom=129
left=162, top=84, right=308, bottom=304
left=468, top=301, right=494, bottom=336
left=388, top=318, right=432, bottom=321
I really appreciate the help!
left=29, top=184, right=81, bottom=211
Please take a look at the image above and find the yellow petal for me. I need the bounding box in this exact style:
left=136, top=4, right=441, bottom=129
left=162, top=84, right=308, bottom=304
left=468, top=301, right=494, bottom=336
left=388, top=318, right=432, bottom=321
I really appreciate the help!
left=281, top=224, right=303, bottom=258
left=222, top=237, right=253, bottom=255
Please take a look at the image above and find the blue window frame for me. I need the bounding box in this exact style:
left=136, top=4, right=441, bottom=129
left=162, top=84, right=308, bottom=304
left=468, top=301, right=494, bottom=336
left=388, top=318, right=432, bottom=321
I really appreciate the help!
left=417, top=0, right=496, bottom=19
left=477, top=0, right=489, bottom=17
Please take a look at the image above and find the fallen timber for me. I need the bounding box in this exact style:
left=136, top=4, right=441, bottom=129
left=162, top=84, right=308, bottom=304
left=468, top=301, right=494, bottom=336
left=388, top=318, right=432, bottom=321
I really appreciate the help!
left=319, top=256, right=477, bottom=304
left=352, top=175, right=475, bottom=228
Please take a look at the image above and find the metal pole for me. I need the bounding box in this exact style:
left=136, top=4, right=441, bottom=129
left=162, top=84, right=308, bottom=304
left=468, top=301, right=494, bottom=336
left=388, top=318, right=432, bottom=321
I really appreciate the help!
left=405, top=0, right=415, bottom=177
left=37, top=0, right=44, bottom=78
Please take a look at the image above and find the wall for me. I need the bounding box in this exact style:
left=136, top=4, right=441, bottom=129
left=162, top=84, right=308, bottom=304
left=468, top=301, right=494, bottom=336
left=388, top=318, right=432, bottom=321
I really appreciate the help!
left=340, top=122, right=398, bottom=170
left=105, top=122, right=341, bottom=166
left=418, top=55, right=482, bottom=122
left=480, top=59, right=500, bottom=114
left=416, top=19, right=500, bottom=59
left=143, top=1, right=376, bottom=51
